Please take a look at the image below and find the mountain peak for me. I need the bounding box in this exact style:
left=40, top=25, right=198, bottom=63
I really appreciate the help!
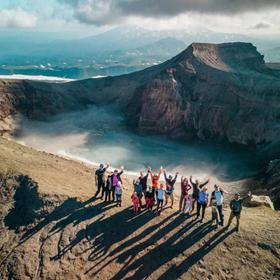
left=183, top=42, right=266, bottom=72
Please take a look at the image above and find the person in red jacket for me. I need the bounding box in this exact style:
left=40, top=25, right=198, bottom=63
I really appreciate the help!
left=148, top=166, right=162, bottom=188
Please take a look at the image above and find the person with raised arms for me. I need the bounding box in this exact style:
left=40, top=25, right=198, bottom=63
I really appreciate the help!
left=139, top=168, right=149, bottom=195
left=190, top=176, right=210, bottom=213
left=163, top=169, right=178, bottom=209
left=148, top=166, right=163, bottom=201
left=196, top=186, right=209, bottom=222
left=148, top=166, right=162, bottom=189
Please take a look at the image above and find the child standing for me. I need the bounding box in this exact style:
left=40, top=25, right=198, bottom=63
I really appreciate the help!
left=115, top=181, right=123, bottom=207
left=133, top=179, right=143, bottom=208
left=145, top=188, right=155, bottom=211
left=211, top=199, right=219, bottom=229
left=156, top=183, right=165, bottom=214
left=132, top=192, right=140, bottom=213
left=184, top=194, right=193, bottom=216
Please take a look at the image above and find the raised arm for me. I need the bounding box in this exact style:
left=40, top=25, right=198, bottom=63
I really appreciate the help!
left=104, top=163, right=110, bottom=171
left=241, top=191, right=252, bottom=202
left=118, top=166, right=124, bottom=176
left=149, top=169, right=154, bottom=179
left=190, top=176, right=194, bottom=185
left=163, top=170, right=168, bottom=182
left=220, top=187, right=229, bottom=195
left=144, top=172, right=149, bottom=179
left=158, top=166, right=163, bottom=176
left=147, top=166, right=153, bottom=178
left=200, top=179, right=209, bottom=188
left=172, top=173, right=178, bottom=184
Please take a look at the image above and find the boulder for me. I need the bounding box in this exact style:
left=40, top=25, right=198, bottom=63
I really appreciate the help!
left=246, top=195, right=275, bottom=210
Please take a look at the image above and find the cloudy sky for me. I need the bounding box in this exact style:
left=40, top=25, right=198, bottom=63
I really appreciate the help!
left=0, top=0, right=280, bottom=36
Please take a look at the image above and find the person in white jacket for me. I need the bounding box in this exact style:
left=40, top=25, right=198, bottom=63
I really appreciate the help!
left=115, top=181, right=123, bottom=207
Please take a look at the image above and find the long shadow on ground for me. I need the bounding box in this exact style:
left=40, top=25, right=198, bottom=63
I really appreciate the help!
left=14, top=194, right=234, bottom=280
left=51, top=206, right=159, bottom=261
left=109, top=220, right=213, bottom=280
left=21, top=196, right=98, bottom=242
left=157, top=227, right=236, bottom=280
left=4, top=175, right=44, bottom=233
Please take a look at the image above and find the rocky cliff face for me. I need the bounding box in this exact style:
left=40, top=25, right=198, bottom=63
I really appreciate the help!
left=132, top=43, right=280, bottom=149
left=1, top=42, right=280, bottom=154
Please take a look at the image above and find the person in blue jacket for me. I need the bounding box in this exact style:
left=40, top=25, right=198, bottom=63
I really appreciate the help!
left=196, top=186, right=209, bottom=222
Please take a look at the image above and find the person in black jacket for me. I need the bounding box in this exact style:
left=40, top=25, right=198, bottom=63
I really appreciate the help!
left=104, top=173, right=113, bottom=202
left=94, top=163, right=109, bottom=199
left=226, top=191, right=251, bottom=232
left=190, top=176, right=209, bottom=213
left=163, top=169, right=178, bottom=208
left=138, top=169, right=149, bottom=207
left=139, top=170, right=149, bottom=194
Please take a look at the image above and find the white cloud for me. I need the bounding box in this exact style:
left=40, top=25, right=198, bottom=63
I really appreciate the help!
left=0, top=8, right=37, bottom=28
left=74, top=0, right=118, bottom=26
left=56, top=0, right=280, bottom=35
left=59, top=0, right=280, bottom=25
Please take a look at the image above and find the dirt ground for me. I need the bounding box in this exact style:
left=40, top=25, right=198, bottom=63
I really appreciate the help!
left=0, top=137, right=280, bottom=280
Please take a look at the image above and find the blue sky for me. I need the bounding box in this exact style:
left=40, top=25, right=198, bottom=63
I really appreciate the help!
left=0, top=0, right=279, bottom=37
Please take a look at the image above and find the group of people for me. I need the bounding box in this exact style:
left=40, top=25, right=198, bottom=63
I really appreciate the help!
left=95, top=164, right=251, bottom=232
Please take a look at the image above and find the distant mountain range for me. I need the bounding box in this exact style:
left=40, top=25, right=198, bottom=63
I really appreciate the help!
left=0, top=26, right=280, bottom=79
